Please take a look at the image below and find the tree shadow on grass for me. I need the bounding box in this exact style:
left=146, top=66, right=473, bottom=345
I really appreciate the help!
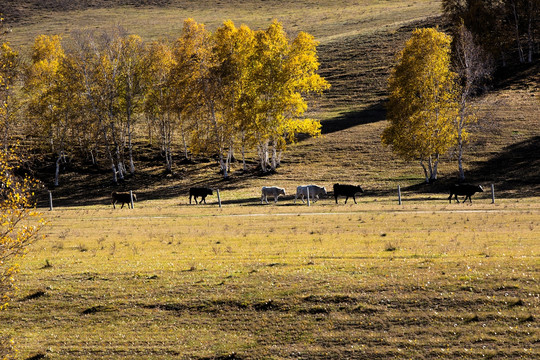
left=320, top=102, right=386, bottom=135
left=465, top=136, right=540, bottom=198
left=379, top=136, right=540, bottom=200
left=33, top=162, right=286, bottom=208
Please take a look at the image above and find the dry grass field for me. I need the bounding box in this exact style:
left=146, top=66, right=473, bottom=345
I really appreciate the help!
left=1, top=0, right=539, bottom=359
left=2, top=198, right=540, bottom=359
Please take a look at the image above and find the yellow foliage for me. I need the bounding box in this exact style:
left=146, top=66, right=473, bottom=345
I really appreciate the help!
left=382, top=28, right=459, bottom=179
left=0, top=41, right=19, bottom=143
left=0, top=148, right=44, bottom=359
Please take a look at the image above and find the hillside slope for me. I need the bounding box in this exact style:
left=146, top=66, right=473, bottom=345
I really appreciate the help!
left=2, top=1, right=539, bottom=206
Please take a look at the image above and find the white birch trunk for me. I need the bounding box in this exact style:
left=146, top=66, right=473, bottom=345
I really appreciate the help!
left=271, top=140, right=277, bottom=171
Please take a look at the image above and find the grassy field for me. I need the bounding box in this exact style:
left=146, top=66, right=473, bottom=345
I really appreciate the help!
left=4, top=0, right=442, bottom=47
left=1, top=0, right=539, bottom=359
left=4, top=0, right=539, bottom=202
left=2, top=198, right=539, bottom=359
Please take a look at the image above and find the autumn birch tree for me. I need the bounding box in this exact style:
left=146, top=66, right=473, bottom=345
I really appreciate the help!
left=170, top=19, right=211, bottom=162
left=382, top=28, right=459, bottom=183
left=249, top=21, right=329, bottom=172
left=117, top=34, right=145, bottom=174
left=69, top=30, right=121, bottom=184
left=144, top=39, right=176, bottom=173
left=453, top=23, right=493, bottom=180
left=0, top=38, right=19, bottom=149
left=212, top=20, right=255, bottom=174
left=25, top=35, right=71, bottom=186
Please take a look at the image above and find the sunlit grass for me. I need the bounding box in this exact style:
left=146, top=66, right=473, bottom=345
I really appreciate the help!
left=2, top=197, right=538, bottom=359
left=6, top=0, right=441, bottom=47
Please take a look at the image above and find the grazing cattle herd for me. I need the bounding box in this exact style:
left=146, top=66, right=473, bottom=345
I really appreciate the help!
left=111, top=183, right=488, bottom=208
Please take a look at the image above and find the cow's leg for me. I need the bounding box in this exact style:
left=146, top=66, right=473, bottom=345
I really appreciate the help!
left=121, top=202, right=125, bottom=209
left=112, top=200, right=116, bottom=209
left=448, top=194, right=452, bottom=203
left=335, top=195, right=338, bottom=204
left=353, top=195, right=357, bottom=204
left=344, top=196, right=348, bottom=204
left=189, top=195, right=192, bottom=204
left=274, top=195, right=278, bottom=203
left=454, top=194, right=459, bottom=203
left=194, top=196, right=198, bottom=204
left=202, top=196, right=206, bottom=204
left=261, top=194, right=264, bottom=204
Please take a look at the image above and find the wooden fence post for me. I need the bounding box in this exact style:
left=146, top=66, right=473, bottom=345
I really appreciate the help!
left=398, top=185, right=402, bottom=205
left=130, top=190, right=134, bottom=209
left=49, top=191, right=53, bottom=211
left=306, top=187, right=311, bottom=207
left=217, top=189, right=222, bottom=208
left=491, top=184, right=495, bottom=204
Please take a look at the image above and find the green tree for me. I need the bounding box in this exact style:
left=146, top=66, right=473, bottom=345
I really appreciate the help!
left=382, top=28, right=459, bottom=183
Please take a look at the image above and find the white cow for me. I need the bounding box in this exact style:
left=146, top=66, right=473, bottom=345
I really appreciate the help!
left=294, top=184, right=327, bottom=203
left=261, top=186, right=286, bottom=204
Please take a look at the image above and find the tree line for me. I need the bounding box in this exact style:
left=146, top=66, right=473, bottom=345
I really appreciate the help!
left=443, top=0, right=539, bottom=65
left=1, top=18, right=329, bottom=185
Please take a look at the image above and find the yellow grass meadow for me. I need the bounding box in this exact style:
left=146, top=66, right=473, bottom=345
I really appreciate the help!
left=2, top=196, right=539, bottom=359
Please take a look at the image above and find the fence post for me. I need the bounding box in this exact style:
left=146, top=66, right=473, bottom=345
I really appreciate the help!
left=49, top=191, right=53, bottom=211
left=397, top=185, right=402, bottom=205
left=217, top=189, right=222, bottom=208
left=130, top=190, right=134, bottom=209
left=306, top=187, right=311, bottom=207
left=491, top=184, right=495, bottom=204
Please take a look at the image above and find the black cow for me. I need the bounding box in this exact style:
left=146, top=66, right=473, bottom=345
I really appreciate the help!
left=333, top=183, right=364, bottom=204
left=189, top=187, right=213, bottom=204
left=112, top=191, right=136, bottom=209
left=448, top=184, right=483, bottom=203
